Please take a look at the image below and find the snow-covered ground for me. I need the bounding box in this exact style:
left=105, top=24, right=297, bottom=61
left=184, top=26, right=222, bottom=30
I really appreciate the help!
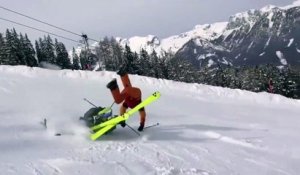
left=0, top=65, right=300, bottom=175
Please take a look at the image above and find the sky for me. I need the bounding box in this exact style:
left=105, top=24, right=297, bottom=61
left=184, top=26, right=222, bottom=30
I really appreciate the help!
left=0, top=0, right=296, bottom=50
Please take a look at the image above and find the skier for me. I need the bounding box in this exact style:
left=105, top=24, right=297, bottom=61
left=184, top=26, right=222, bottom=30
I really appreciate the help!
left=268, top=78, right=274, bottom=93
left=106, top=68, right=146, bottom=131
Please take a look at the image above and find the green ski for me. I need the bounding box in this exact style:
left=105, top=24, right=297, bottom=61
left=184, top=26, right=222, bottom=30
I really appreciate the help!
left=90, top=91, right=161, bottom=140
left=90, top=124, right=116, bottom=141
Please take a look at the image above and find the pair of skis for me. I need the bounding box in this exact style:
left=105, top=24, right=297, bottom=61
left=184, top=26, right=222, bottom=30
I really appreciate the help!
left=89, top=91, right=161, bottom=141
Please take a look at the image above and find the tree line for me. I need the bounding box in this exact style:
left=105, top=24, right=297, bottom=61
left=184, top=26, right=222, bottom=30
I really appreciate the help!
left=94, top=37, right=300, bottom=99
left=0, top=28, right=74, bottom=69
left=0, top=28, right=299, bottom=99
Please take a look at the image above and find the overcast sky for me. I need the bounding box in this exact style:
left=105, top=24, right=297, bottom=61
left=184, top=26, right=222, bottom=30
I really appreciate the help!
left=0, top=0, right=296, bottom=49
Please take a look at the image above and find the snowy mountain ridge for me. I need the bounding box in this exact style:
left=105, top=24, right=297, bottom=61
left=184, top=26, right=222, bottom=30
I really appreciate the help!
left=177, top=1, right=300, bottom=68
left=116, top=22, right=228, bottom=55
left=114, top=1, right=300, bottom=56
left=71, top=1, right=300, bottom=68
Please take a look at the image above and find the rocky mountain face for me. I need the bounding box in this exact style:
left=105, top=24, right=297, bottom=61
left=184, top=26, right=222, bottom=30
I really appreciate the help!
left=177, top=5, right=300, bottom=68
left=117, top=4, right=300, bottom=69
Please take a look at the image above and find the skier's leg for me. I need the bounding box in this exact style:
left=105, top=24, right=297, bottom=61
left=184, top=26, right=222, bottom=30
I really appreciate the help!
left=120, top=104, right=127, bottom=115
left=120, top=73, right=132, bottom=88
left=119, top=103, right=127, bottom=127
left=106, top=78, right=124, bottom=104
left=138, top=109, right=146, bottom=131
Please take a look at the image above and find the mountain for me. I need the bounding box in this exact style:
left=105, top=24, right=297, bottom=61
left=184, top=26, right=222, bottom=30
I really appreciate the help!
left=116, top=22, right=228, bottom=56
left=1, top=65, right=300, bottom=174
left=115, top=1, right=300, bottom=68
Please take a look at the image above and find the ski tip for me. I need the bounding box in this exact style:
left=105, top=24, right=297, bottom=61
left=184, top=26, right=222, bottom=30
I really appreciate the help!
left=153, top=91, right=161, bottom=98
left=55, top=133, right=61, bottom=136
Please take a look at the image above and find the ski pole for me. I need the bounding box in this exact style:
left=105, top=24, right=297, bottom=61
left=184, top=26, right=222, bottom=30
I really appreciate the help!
left=125, top=123, right=140, bottom=136
left=83, top=98, right=97, bottom=107
left=144, top=123, right=160, bottom=129
left=109, top=102, right=115, bottom=109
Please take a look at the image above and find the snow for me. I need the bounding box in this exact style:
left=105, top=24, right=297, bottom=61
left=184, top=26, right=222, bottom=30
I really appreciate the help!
left=114, top=1, right=299, bottom=57
left=116, top=22, right=228, bottom=56
left=247, top=41, right=254, bottom=52
left=260, top=5, right=276, bottom=13
left=288, top=38, right=294, bottom=47
left=259, top=52, right=265, bottom=56
left=297, top=48, right=300, bottom=53
left=267, top=12, right=274, bottom=29
left=197, top=53, right=216, bottom=60
left=39, top=61, right=62, bottom=70
left=235, top=54, right=241, bottom=59
left=207, top=59, right=215, bottom=67
left=220, top=58, right=231, bottom=65
left=228, top=9, right=258, bottom=32
left=1, top=65, right=300, bottom=175
left=276, top=51, right=288, bottom=65
left=264, top=37, right=271, bottom=49
left=118, top=35, right=160, bottom=54
left=281, top=0, right=300, bottom=10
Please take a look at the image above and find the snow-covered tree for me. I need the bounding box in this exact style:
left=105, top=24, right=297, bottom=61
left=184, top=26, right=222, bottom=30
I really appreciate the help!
left=72, top=47, right=81, bottom=70
left=55, top=39, right=71, bottom=69
left=4, top=29, right=19, bottom=65
left=0, top=33, right=5, bottom=64
left=20, top=34, right=37, bottom=67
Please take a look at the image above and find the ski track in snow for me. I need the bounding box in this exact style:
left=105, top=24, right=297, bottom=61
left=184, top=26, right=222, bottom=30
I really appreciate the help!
left=203, top=131, right=261, bottom=150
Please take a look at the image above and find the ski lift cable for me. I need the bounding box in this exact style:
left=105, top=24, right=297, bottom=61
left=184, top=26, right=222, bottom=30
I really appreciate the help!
left=0, top=5, right=99, bottom=42
left=0, top=17, right=80, bottom=43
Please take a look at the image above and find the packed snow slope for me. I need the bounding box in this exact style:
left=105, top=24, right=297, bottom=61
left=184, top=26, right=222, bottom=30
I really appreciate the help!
left=0, top=65, right=300, bottom=175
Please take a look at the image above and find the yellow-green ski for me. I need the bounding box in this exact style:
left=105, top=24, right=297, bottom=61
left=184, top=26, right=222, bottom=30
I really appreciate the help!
left=90, top=91, right=161, bottom=140
left=90, top=124, right=116, bottom=141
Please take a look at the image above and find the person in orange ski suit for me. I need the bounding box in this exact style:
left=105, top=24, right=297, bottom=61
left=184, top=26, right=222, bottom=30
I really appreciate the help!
left=106, top=69, right=146, bottom=131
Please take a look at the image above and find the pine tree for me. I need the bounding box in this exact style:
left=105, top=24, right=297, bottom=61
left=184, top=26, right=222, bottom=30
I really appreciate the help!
left=80, top=50, right=89, bottom=70
left=167, top=55, right=196, bottom=83
left=36, top=38, right=47, bottom=63
left=22, top=34, right=37, bottom=67
left=277, top=67, right=298, bottom=98
left=111, top=37, right=124, bottom=70
left=159, top=51, right=173, bottom=79
left=197, top=67, right=211, bottom=85
left=35, top=35, right=56, bottom=65
left=12, top=29, right=26, bottom=65
left=4, top=29, right=18, bottom=65
left=20, top=33, right=38, bottom=67
left=99, top=37, right=112, bottom=70
left=55, top=39, right=71, bottom=69
left=132, top=51, right=140, bottom=74
left=72, top=47, right=81, bottom=70
left=222, top=66, right=240, bottom=89
left=0, top=33, right=4, bottom=64
left=19, top=34, right=27, bottom=65
left=45, top=35, right=56, bottom=64
left=123, top=44, right=139, bottom=74
left=35, top=40, right=41, bottom=63
left=94, top=36, right=125, bottom=71
left=139, top=49, right=151, bottom=76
